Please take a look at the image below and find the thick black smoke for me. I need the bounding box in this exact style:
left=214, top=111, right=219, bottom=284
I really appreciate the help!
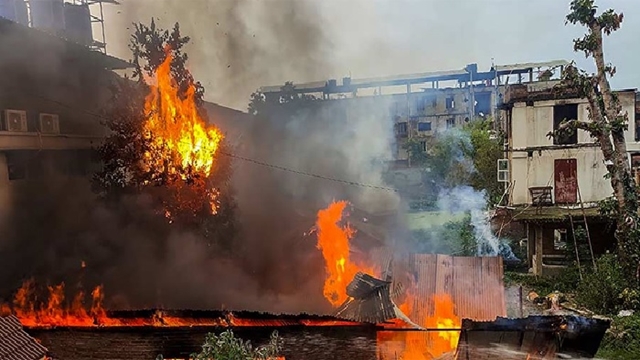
left=0, top=1, right=401, bottom=314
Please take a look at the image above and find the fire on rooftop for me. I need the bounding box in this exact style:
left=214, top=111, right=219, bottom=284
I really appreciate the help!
left=1, top=199, right=611, bottom=359
left=0, top=26, right=611, bottom=359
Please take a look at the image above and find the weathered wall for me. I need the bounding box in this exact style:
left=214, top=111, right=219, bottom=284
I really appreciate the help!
left=509, top=91, right=637, bottom=205
left=510, top=147, right=610, bottom=205
left=29, top=326, right=377, bottom=360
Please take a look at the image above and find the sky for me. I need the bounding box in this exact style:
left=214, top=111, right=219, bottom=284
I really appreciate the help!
left=102, top=0, right=640, bottom=111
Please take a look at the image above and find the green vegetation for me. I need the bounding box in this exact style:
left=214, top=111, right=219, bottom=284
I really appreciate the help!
left=402, top=117, right=504, bottom=255
left=408, top=213, right=477, bottom=256
left=551, top=0, right=640, bottom=277
left=96, top=19, right=237, bottom=250
left=405, top=117, right=504, bottom=206
left=157, top=330, right=283, bottom=360
left=597, top=314, right=640, bottom=360
left=191, top=330, right=283, bottom=360
left=405, top=211, right=467, bottom=230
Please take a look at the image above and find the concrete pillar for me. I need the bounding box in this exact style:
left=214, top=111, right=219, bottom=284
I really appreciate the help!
left=0, top=152, right=12, bottom=238
left=534, top=225, right=544, bottom=275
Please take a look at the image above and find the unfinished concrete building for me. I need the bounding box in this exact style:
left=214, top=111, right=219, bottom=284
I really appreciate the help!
left=498, top=79, right=639, bottom=276
left=260, top=61, right=568, bottom=168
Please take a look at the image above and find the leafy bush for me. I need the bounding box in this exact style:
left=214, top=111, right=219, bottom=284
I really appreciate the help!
left=504, top=270, right=580, bottom=297
left=597, top=314, right=640, bottom=360
left=576, top=254, right=633, bottom=315
left=156, top=330, right=283, bottom=360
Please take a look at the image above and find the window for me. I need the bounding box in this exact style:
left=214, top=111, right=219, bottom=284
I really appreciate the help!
left=553, top=104, right=578, bottom=145
left=431, top=97, right=437, bottom=108
left=416, top=98, right=426, bottom=113
left=497, top=159, right=509, bottom=182
left=6, top=152, right=27, bottom=180
left=636, top=112, right=640, bottom=141
left=417, top=122, right=432, bottom=132
left=631, top=153, right=640, bottom=184
left=445, top=96, right=455, bottom=109
left=446, top=118, right=455, bottom=128
left=553, top=229, right=568, bottom=251
left=420, top=141, right=427, bottom=152
left=396, top=122, right=408, bottom=136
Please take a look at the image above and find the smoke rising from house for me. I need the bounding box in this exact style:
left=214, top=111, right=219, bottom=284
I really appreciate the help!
left=0, top=0, right=402, bottom=314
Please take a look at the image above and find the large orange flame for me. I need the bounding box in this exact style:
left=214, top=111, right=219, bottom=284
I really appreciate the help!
left=142, top=51, right=223, bottom=214
left=316, top=200, right=377, bottom=307
left=0, top=279, right=113, bottom=327
left=379, top=293, right=461, bottom=359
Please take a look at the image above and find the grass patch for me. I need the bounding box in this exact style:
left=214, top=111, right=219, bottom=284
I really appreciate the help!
left=405, top=211, right=466, bottom=230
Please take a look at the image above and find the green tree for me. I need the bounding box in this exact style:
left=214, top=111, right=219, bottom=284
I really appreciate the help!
left=188, top=330, right=283, bottom=360
left=549, top=0, right=639, bottom=277
left=94, top=19, right=236, bottom=248
left=413, top=118, right=503, bottom=204
left=466, top=119, right=505, bottom=204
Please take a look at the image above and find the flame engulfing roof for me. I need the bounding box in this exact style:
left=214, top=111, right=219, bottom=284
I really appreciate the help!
left=0, top=315, right=47, bottom=360
left=333, top=272, right=397, bottom=324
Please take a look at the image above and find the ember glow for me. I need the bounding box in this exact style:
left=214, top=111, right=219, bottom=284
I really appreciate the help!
left=316, top=200, right=377, bottom=307
left=380, top=293, right=461, bottom=359
left=142, top=51, right=223, bottom=214
left=0, top=279, right=112, bottom=327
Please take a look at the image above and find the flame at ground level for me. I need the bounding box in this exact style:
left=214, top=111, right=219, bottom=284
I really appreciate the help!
left=378, top=293, right=461, bottom=360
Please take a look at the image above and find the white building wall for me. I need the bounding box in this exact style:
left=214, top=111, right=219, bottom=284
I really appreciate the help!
left=511, top=148, right=611, bottom=204
left=509, top=91, right=636, bottom=205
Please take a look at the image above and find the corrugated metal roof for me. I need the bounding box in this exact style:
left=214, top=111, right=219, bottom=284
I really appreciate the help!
left=365, top=250, right=507, bottom=322
left=0, top=315, right=47, bottom=360
left=334, top=272, right=396, bottom=324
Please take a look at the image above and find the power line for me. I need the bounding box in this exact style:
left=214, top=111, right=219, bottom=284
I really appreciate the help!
left=8, top=86, right=399, bottom=193
left=220, top=151, right=398, bottom=192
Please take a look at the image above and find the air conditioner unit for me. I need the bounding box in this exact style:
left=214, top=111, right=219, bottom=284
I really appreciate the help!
left=4, top=110, right=28, bottom=132
left=39, top=113, right=60, bottom=134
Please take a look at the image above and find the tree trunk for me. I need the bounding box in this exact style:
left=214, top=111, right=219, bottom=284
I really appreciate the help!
left=588, top=21, right=639, bottom=272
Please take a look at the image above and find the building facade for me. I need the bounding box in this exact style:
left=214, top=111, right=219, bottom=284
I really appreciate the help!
left=0, top=16, right=133, bottom=234
left=499, top=81, right=639, bottom=276
left=260, top=61, right=568, bottom=168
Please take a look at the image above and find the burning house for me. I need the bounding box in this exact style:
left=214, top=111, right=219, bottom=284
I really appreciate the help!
left=498, top=78, right=638, bottom=276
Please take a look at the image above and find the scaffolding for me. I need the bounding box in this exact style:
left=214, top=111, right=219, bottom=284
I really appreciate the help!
left=19, top=0, right=118, bottom=53
left=65, top=0, right=118, bottom=53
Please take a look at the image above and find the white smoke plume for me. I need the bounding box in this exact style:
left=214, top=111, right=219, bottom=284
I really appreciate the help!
left=433, top=128, right=517, bottom=260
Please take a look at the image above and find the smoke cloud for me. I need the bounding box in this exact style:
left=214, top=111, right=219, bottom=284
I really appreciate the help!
left=105, top=0, right=335, bottom=110
left=0, top=0, right=402, bottom=314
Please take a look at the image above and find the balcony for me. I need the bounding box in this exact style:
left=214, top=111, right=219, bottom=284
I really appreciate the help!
left=0, top=131, right=102, bottom=151
left=529, top=186, right=553, bottom=206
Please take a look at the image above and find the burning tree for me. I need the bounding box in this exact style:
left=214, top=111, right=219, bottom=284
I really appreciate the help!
left=550, top=0, right=639, bottom=278
left=94, top=19, right=236, bottom=247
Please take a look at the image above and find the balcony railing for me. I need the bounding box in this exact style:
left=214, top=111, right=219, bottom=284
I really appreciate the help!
left=529, top=186, right=553, bottom=206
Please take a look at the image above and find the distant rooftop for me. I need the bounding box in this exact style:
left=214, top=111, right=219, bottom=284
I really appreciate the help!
left=260, top=60, right=570, bottom=95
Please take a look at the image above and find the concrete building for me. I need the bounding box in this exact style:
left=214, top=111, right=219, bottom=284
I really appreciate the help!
left=499, top=80, right=639, bottom=276
left=260, top=60, right=568, bottom=168
left=0, top=12, right=132, bottom=231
